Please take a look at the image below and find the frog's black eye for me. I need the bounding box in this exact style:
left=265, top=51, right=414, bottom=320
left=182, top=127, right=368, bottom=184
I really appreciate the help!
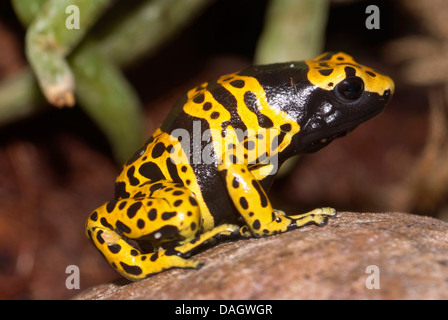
left=335, top=76, right=364, bottom=101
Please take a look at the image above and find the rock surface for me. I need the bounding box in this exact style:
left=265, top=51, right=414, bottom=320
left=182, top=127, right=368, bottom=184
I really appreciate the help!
left=75, top=212, right=448, bottom=300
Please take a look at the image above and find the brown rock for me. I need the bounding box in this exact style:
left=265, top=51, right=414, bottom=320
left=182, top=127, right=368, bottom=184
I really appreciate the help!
left=75, top=212, right=448, bottom=300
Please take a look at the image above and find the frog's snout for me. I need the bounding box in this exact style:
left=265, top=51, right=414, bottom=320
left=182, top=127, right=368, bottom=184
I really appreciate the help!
left=383, top=88, right=392, bottom=103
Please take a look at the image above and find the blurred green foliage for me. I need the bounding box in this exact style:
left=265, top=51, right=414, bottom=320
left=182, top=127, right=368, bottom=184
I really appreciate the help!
left=1, top=0, right=328, bottom=163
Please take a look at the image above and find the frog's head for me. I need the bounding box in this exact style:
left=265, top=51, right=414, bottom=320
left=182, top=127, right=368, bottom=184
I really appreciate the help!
left=296, top=52, right=394, bottom=153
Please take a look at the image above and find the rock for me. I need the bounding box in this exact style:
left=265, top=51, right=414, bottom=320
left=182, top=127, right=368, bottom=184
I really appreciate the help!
left=75, top=212, right=448, bottom=300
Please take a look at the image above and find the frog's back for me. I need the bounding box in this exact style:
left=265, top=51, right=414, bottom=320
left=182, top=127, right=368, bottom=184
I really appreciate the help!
left=114, top=62, right=312, bottom=225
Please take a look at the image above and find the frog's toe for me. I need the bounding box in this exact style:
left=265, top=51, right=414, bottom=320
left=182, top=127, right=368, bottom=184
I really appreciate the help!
left=321, top=207, right=337, bottom=217
left=314, top=215, right=330, bottom=227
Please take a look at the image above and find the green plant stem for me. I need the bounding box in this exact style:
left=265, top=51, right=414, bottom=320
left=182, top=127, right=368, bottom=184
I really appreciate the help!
left=4, top=0, right=209, bottom=162
left=0, top=69, right=46, bottom=123
left=3, top=0, right=209, bottom=120
left=255, top=0, right=329, bottom=64
left=25, top=0, right=110, bottom=107
left=11, top=0, right=48, bottom=26
left=70, top=41, right=143, bottom=162
left=97, top=0, right=209, bottom=68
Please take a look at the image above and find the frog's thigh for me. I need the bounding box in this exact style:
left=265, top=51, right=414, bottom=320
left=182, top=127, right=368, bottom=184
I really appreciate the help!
left=218, top=163, right=336, bottom=237
left=128, top=180, right=205, bottom=240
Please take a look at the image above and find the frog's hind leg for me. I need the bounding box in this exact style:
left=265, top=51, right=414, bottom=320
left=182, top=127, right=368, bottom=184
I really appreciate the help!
left=86, top=180, right=239, bottom=281
left=86, top=217, right=201, bottom=281
left=86, top=202, right=200, bottom=281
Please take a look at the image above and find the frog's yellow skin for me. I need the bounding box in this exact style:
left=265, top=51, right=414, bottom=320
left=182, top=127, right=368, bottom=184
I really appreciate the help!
left=86, top=52, right=394, bottom=281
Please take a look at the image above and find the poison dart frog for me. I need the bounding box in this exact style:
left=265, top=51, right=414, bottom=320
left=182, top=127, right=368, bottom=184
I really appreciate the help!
left=86, top=52, right=394, bottom=281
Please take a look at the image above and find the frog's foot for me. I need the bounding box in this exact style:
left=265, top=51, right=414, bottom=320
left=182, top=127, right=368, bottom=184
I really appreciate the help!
left=174, top=223, right=240, bottom=256
left=86, top=225, right=203, bottom=281
left=243, top=207, right=337, bottom=237
left=238, top=225, right=252, bottom=237
left=286, top=207, right=337, bottom=228
left=218, top=162, right=337, bottom=237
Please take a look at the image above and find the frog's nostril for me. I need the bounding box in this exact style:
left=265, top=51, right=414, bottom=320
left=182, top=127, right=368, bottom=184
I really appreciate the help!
left=382, top=89, right=392, bottom=103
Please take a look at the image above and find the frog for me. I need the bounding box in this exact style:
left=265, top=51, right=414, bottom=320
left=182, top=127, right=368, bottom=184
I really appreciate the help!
left=86, top=52, right=394, bottom=281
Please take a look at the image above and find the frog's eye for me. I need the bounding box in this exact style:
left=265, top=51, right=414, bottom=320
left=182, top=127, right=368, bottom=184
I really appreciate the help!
left=335, top=76, right=364, bottom=101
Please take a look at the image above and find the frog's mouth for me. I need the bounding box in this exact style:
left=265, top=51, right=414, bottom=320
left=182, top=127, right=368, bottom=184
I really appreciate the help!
left=306, top=126, right=357, bottom=152
left=314, top=128, right=353, bottom=145
left=299, top=109, right=368, bottom=153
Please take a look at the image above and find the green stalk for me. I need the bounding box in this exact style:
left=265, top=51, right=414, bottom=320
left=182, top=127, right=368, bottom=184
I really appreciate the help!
left=25, top=0, right=110, bottom=107
left=70, top=41, right=143, bottom=162
left=97, top=0, right=209, bottom=68
left=3, top=0, right=209, bottom=162
left=255, top=0, right=329, bottom=64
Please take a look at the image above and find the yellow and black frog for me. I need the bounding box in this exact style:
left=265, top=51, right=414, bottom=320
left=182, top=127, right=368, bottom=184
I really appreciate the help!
left=86, top=52, right=394, bottom=281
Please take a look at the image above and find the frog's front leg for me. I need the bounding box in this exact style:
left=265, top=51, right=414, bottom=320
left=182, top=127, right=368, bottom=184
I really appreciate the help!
left=217, top=163, right=336, bottom=237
